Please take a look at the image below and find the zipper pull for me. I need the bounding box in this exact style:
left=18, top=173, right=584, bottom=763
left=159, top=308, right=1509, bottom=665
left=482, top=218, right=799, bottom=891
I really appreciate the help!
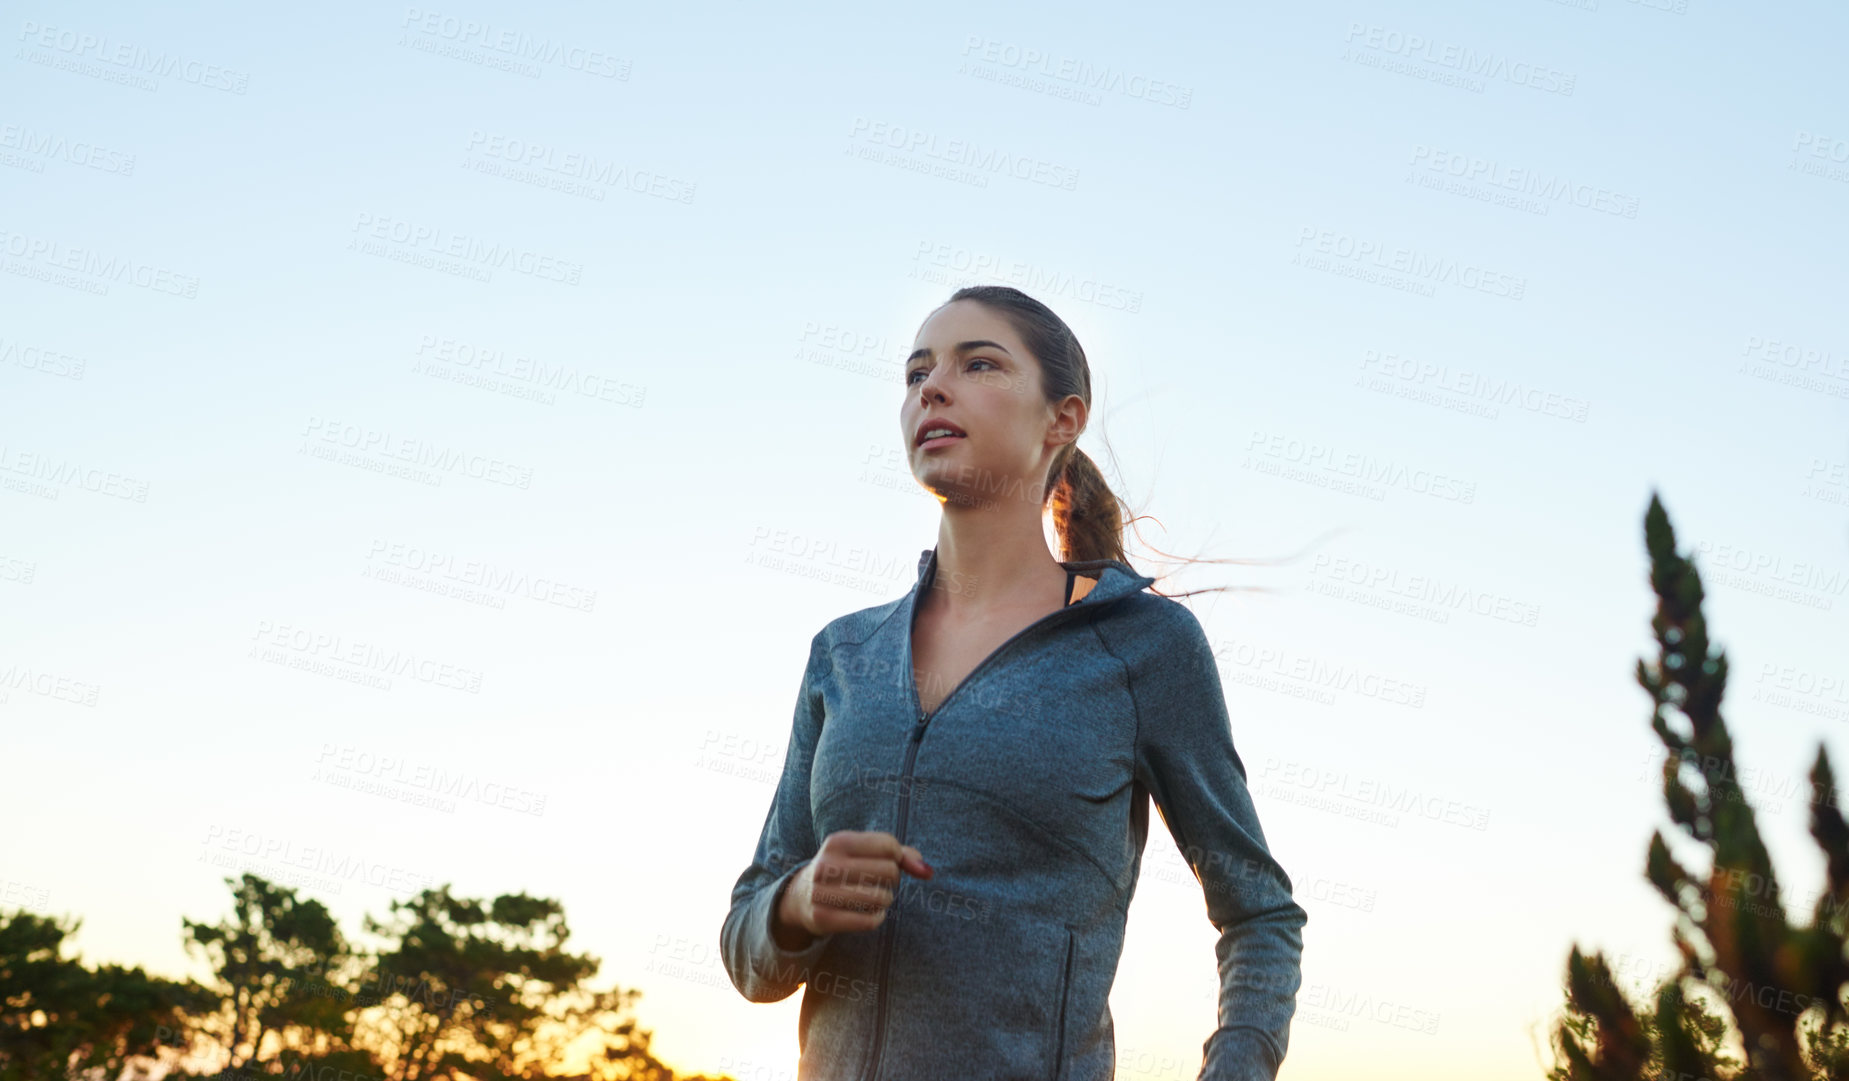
left=911, top=713, right=928, bottom=742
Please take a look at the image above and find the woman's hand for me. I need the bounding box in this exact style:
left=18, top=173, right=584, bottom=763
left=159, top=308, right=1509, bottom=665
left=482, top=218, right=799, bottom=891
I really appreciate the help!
left=773, top=830, right=933, bottom=948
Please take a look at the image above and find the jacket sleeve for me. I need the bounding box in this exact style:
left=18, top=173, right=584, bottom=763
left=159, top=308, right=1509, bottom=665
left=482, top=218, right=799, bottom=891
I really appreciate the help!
left=720, top=628, right=838, bottom=1003
left=1132, top=604, right=1308, bottom=1081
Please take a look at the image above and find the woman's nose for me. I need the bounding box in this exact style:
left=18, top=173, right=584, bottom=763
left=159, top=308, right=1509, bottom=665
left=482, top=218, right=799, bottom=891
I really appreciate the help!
left=916, top=366, right=950, bottom=403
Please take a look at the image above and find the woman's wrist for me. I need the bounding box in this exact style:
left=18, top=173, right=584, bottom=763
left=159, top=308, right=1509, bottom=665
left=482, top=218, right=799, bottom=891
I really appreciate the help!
left=771, top=872, right=817, bottom=951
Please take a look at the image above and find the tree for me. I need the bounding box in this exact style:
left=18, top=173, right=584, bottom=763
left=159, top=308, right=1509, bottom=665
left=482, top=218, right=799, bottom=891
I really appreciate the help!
left=181, top=873, right=362, bottom=1069
left=7, top=874, right=730, bottom=1081
left=1548, top=492, right=1849, bottom=1079
left=0, top=908, right=208, bottom=1081
left=350, top=885, right=679, bottom=1081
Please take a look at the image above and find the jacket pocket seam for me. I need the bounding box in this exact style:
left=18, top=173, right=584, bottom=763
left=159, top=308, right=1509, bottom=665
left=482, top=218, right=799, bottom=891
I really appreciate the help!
left=1051, top=925, right=1075, bottom=1081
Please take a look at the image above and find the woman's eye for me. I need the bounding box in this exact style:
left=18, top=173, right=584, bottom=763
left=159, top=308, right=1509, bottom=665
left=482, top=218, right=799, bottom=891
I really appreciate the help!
left=906, top=358, right=995, bottom=384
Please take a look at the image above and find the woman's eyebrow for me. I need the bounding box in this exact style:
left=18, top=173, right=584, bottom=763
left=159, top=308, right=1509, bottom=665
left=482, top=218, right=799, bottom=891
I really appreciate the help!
left=906, top=339, right=1014, bottom=364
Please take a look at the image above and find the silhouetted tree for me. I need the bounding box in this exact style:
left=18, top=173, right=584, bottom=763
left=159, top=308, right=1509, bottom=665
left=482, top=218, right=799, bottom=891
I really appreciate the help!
left=1548, top=493, right=1849, bottom=1079
left=180, top=873, right=363, bottom=1069
left=350, top=885, right=681, bottom=1081
left=5, top=876, right=730, bottom=1081
left=0, top=908, right=208, bottom=1081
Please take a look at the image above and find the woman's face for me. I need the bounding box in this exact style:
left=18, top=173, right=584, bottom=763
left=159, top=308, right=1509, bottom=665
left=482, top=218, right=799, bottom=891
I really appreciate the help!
left=901, top=300, right=1074, bottom=510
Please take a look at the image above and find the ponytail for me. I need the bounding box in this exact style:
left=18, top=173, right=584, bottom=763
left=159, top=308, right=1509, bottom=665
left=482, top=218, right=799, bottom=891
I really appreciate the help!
left=1049, top=446, right=1126, bottom=565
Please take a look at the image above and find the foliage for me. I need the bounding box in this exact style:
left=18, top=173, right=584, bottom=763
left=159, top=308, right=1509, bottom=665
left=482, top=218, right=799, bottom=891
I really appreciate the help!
left=0, top=909, right=210, bottom=1081
left=0, top=876, right=719, bottom=1081
left=349, top=885, right=673, bottom=1081
left=1548, top=493, right=1849, bottom=1080
left=180, top=873, right=362, bottom=1068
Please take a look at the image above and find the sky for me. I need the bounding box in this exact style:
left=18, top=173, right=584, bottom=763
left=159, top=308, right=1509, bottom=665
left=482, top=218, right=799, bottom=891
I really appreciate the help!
left=2, top=1, right=1847, bottom=1078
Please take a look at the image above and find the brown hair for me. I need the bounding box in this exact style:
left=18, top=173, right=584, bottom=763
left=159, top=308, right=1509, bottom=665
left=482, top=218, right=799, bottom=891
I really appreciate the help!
left=931, top=285, right=1325, bottom=601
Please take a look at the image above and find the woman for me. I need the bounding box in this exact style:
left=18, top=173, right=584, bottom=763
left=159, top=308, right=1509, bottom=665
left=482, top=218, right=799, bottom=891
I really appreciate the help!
left=719, top=285, right=1307, bottom=1081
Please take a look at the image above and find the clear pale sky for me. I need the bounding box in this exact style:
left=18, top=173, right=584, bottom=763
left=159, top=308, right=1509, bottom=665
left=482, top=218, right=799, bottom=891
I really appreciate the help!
left=3, top=2, right=1846, bottom=1079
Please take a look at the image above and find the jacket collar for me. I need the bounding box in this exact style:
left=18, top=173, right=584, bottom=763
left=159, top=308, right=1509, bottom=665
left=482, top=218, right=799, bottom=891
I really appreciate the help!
left=913, top=547, right=1156, bottom=607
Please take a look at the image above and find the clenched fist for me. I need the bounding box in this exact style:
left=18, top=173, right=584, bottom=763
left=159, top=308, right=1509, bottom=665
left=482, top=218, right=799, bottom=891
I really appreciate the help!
left=772, top=830, right=933, bottom=950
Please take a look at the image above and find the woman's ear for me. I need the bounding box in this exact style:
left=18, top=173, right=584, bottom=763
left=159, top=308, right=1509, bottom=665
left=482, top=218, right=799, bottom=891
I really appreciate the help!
left=1047, top=394, right=1086, bottom=447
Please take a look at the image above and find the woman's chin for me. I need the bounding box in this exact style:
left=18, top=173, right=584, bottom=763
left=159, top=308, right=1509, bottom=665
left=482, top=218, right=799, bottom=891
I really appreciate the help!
left=919, top=483, right=1000, bottom=511
left=915, top=459, right=1034, bottom=511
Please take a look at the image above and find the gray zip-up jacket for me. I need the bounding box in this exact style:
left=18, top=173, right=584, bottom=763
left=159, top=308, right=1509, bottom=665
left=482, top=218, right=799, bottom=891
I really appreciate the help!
left=720, top=548, right=1307, bottom=1081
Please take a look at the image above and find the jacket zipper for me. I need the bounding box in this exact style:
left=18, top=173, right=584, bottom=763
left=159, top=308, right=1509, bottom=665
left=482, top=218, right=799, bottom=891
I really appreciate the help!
left=862, top=595, right=1096, bottom=1081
